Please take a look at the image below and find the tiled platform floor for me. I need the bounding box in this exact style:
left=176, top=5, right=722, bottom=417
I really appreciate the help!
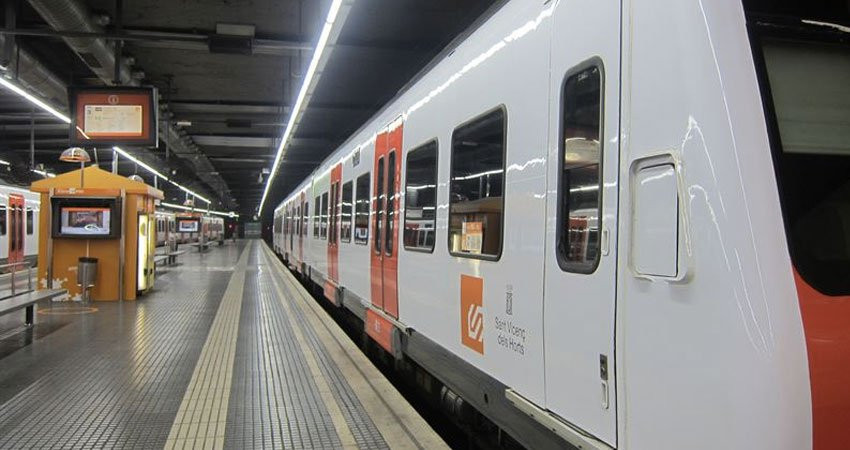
left=0, top=240, right=445, bottom=449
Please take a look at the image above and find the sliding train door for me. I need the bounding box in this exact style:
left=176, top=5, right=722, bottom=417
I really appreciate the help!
left=8, top=194, right=23, bottom=264
left=370, top=120, right=403, bottom=318
left=327, top=164, right=342, bottom=290
left=542, top=0, right=620, bottom=446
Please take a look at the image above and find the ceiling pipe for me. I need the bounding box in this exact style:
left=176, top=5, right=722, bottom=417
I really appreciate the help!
left=0, top=36, right=67, bottom=105
left=26, top=0, right=133, bottom=86
left=25, top=0, right=235, bottom=209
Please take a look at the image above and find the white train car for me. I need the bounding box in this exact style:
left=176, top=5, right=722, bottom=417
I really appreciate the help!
left=206, top=216, right=225, bottom=244
left=155, top=210, right=176, bottom=247
left=274, top=1, right=849, bottom=449
left=0, top=183, right=39, bottom=267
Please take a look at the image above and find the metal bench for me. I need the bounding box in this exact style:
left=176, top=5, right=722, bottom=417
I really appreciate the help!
left=154, top=249, right=188, bottom=267
left=0, top=289, right=66, bottom=326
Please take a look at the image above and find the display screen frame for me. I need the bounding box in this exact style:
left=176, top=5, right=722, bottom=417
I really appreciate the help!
left=51, top=197, right=122, bottom=239
left=68, top=86, right=159, bottom=147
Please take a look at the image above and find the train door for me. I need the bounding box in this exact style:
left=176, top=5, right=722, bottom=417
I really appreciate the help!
left=370, top=120, right=403, bottom=318
left=542, top=0, right=620, bottom=445
left=326, top=164, right=342, bottom=301
left=8, top=194, right=23, bottom=264
left=299, top=193, right=305, bottom=264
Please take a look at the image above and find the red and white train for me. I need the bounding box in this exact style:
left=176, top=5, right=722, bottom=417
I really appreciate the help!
left=155, top=210, right=225, bottom=247
left=0, top=183, right=39, bottom=267
left=274, top=1, right=849, bottom=449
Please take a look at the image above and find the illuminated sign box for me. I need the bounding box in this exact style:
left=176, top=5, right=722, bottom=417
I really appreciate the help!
left=68, top=86, right=158, bottom=147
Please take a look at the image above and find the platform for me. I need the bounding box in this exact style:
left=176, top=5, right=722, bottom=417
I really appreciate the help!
left=0, top=240, right=445, bottom=449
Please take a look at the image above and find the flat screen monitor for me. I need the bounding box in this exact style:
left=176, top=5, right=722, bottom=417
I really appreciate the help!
left=178, top=218, right=199, bottom=233
left=60, top=207, right=111, bottom=236
left=51, top=197, right=121, bottom=239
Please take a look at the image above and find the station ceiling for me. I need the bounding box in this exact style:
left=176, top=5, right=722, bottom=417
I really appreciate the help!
left=0, top=0, right=493, bottom=217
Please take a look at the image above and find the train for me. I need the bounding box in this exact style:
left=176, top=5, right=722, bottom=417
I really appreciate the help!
left=269, top=0, right=847, bottom=449
left=0, top=183, right=40, bottom=268
left=155, top=210, right=225, bottom=247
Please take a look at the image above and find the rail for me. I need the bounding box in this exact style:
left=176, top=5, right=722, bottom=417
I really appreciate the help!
left=0, top=261, right=35, bottom=299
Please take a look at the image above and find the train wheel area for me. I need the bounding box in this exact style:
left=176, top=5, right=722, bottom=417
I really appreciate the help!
left=0, top=240, right=446, bottom=449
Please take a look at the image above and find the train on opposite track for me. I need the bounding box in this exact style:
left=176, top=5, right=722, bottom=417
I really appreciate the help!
left=0, top=183, right=39, bottom=267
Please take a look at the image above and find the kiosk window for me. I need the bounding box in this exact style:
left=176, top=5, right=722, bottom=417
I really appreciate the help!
left=404, top=141, right=438, bottom=252
left=355, top=173, right=370, bottom=244
left=341, top=181, right=353, bottom=242
left=449, top=108, right=506, bottom=259
left=558, top=65, right=603, bottom=274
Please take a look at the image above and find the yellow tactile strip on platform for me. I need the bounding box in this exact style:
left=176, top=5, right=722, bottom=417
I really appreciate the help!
left=165, top=244, right=250, bottom=450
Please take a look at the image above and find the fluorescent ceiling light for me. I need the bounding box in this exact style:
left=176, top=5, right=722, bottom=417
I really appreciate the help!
left=113, top=146, right=211, bottom=204
left=0, top=159, right=9, bottom=166
left=0, top=77, right=70, bottom=123
left=160, top=201, right=238, bottom=218
left=32, top=168, right=55, bottom=178
left=113, top=146, right=169, bottom=181
left=258, top=0, right=345, bottom=212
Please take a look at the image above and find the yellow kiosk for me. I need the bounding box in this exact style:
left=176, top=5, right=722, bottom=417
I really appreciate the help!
left=31, top=165, right=163, bottom=301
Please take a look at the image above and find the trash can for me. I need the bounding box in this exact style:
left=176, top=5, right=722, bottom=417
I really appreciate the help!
left=77, top=257, right=98, bottom=302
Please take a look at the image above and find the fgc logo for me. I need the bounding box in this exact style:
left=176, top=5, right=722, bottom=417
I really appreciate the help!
left=460, top=275, right=484, bottom=354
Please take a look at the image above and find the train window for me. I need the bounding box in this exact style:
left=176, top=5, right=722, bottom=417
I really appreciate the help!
left=751, top=23, right=850, bottom=295
left=404, top=140, right=438, bottom=252
left=313, top=197, right=320, bottom=238
left=449, top=107, right=506, bottom=259
left=375, top=157, right=385, bottom=254
left=321, top=192, right=329, bottom=239
left=0, top=204, right=6, bottom=235
left=296, top=206, right=301, bottom=235
left=303, top=201, right=309, bottom=236
left=355, top=173, right=370, bottom=244
left=26, top=208, right=33, bottom=235
left=385, top=151, right=396, bottom=255
left=329, top=185, right=336, bottom=244
left=558, top=65, right=603, bottom=274
left=341, top=181, right=353, bottom=242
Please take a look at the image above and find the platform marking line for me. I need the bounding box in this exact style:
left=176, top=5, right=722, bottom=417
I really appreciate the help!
left=164, top=243, right=250, bottom=450
left=263, top=253, right=359, bottom=449
left=261, top=245, right=448, bottom=450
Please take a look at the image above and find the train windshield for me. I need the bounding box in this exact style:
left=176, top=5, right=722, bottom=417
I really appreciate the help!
left=747, top=1, right=850, bottom=295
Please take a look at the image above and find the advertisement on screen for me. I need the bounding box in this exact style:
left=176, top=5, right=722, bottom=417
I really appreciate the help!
left=178, top=219, right=199, bottom=233
left=60, top=207, right=111, bottom=236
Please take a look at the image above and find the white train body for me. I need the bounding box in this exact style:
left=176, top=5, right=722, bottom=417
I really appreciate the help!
left=273, top=1, right=849, bottom=449
left=155, top=211, right=176, bottom=247
left=0, top=184, right=40, bottom=266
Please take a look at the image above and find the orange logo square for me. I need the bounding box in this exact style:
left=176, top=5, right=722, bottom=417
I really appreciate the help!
left=460, top=274, right=484, bottom=354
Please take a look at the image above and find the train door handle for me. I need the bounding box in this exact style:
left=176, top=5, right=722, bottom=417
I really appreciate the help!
left=601, top=227, right=610, bottom=256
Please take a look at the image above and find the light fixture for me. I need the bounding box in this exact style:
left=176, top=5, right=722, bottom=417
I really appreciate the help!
left=258, top=0, right=347, bottom=212
left=113, top=146, right=169, bottom=180
left=0, top=159, right=9, bottom=166
left=59, top=147, right=91, bottom=163
left=160, top=201, right=238, bottom=218
left=112, top=146, right=211, bottom=204
left=128, top=174, right=145, bottom=183
left=59, top=146, right=91, bottom=186
left=0, top=76, right=71, bottom=123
